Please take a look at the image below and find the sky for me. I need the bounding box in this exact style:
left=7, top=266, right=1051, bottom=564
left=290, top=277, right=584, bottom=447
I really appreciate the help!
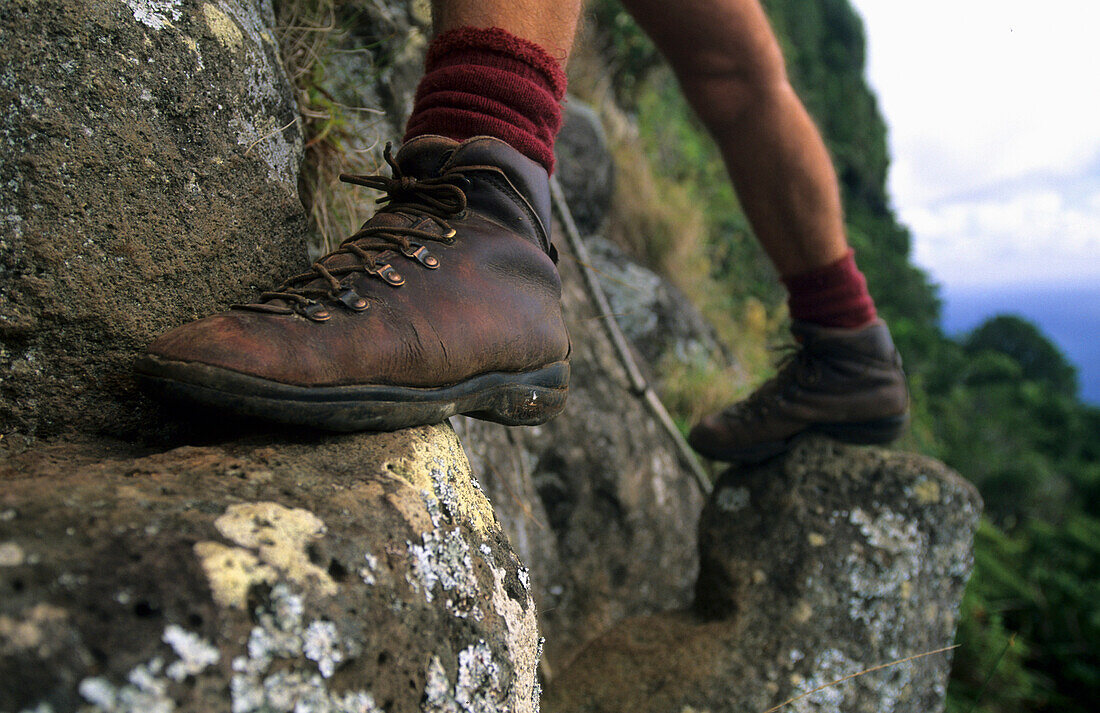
left=848, top=0, right=1100, bottom=289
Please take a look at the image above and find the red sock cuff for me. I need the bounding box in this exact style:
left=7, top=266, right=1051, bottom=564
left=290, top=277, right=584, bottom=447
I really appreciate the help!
left=404, top=27, right=566, bottom=172
left=425, top=27, right=567, bottom=99
left=782, top=249, right=878, bottom=328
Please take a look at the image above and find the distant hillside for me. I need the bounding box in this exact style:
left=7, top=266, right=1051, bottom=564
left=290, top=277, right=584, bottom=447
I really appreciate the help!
left=942, top=283, right=1100, bottom=405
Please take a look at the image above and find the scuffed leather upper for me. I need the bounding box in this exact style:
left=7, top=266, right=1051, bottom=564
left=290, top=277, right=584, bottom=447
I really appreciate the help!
left=689, top=319, right=909, bottom=451
left=147, top=135, right=570, bottom=387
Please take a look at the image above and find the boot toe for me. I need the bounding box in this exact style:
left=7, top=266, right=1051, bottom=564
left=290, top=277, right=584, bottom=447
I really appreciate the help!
left=143, top=311, right=306, bottom=383
left=688, top=413, right=739, bottom=457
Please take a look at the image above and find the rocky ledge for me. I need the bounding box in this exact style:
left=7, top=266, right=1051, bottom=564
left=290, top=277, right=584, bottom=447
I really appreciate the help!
left=543, top=435, right=982, bottom=713
left=0, top=426, right=540, bottom=713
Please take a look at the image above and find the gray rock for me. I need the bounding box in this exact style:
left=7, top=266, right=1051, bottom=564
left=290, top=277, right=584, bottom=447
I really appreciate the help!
left=554, top=100, right=614, bottom=236
left=0, top=0, right=309, bottom=437
left=542, top=436, right=982, bottom=713
left=586, top=236, right=732, bottom=374
left=0, top=426, right=540, bottom=713
left=455, top=217, right=706, bottom=673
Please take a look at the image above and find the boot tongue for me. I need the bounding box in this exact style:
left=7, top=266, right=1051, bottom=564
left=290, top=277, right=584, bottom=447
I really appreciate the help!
left=239, top=140, right=459, bottom=309
left=394, top=135, right=461, bottom=179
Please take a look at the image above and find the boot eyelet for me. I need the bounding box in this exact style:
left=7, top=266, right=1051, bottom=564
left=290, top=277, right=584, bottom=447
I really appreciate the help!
left=334, top=286, right=369, bottom=311
left=373, top=263, right=404, bottom=286
left=402, top=243, right=441, bottom=269
left=442, top=227, right=458, bottom=239
left=301, top=301, right=331, bottom=322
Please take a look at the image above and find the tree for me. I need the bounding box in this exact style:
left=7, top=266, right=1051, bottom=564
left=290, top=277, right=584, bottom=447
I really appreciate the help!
left=965, top=315, right=1078, bottom=397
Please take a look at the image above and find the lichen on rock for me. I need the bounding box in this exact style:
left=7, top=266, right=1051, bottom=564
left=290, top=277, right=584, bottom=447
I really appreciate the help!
left=75, top=623, right=221, bottom=713
left=124, top=0, right=185, bottom=31
left=1, top=426, right=542, bottom=713
left=0, top=0, right=308, bottom=437
left=541, top=436, right=982, bottom=713
left=211, top=501, right=338, bottom=599
left=192, top=541, right=279, bottom=609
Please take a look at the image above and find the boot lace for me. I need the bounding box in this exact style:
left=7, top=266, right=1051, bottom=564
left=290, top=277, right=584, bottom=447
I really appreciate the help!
left=237, top=143, right=467, bottom=321
left=723, top=343, right=821, bottom=422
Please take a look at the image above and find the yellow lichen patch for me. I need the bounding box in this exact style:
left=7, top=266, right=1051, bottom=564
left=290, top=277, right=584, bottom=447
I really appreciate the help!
left=910, top=478, right=942, bottom=505
left=807, top=532, right=827, bottom=547
left=202, top=3, right=243, bottom=51
left=0, top=604, right=68, bottom=654
left=193, top=541, right=278, bottom=609
left=382, top=427, right=499, bottom=536
left=0, top=541, right=24, bottom=567
left=213, top=502, right=338, bottom=598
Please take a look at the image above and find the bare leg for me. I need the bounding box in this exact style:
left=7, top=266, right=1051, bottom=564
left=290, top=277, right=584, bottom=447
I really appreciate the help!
left=620, top=0, right=849, bottom=277
left=430, top=0, right=584, bottom=63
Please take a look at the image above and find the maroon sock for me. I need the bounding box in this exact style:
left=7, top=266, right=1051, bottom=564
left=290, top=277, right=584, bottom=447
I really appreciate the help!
left=403, top=27, right=567, bottom=173
left=782, top=249, right=878, bottom=329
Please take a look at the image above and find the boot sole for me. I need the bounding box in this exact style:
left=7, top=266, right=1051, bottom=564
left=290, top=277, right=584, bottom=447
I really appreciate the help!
left=135, top=355, right=569, bottom=432
left=694, top=413, right=909, bottom=464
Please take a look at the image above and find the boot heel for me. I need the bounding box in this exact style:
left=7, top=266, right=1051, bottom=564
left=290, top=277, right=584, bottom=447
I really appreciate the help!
left=470, top=384, right=568, bottom=426
left=814, top=414, right=908, bottom=444
left=465, top=362, right=570, bottom=426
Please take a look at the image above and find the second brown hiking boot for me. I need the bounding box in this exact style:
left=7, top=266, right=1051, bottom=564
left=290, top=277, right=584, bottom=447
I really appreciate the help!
left=688, top=319, right=909, bottom=463
left=136, top=136, right=570, bottom=431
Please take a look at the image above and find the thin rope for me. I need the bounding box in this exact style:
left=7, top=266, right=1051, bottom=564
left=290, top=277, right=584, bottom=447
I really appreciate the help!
left=760, top=644, right=960, bottom=713
left=549, top=175, right=712, bottom=495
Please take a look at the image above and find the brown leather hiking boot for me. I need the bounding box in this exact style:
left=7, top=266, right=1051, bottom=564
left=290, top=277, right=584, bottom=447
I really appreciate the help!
left=136, top=136, right=570, bottom=431
left=688, top=319, right=908, bottom=462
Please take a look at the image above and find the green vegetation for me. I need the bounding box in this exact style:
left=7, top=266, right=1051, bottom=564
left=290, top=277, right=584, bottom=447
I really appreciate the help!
left=926, top=326, right=1099, bottom=712
left=275, top=0, right=423, bottom=252
left=583, top=1, right=1098, bottom=710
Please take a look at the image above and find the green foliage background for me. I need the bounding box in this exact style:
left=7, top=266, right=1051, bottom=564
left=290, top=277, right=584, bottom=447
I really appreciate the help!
left=588, top=1, right=1099, bottom=710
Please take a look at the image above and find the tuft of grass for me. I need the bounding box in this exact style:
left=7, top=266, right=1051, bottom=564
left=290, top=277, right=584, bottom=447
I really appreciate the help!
left=275, top=0, right=395, bottom=255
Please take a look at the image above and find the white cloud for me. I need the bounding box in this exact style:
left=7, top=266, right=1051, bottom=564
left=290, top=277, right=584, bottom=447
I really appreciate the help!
left=850, top=0, right=1100, bottom=287
left=904, top=184, right=1100, bottom=287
